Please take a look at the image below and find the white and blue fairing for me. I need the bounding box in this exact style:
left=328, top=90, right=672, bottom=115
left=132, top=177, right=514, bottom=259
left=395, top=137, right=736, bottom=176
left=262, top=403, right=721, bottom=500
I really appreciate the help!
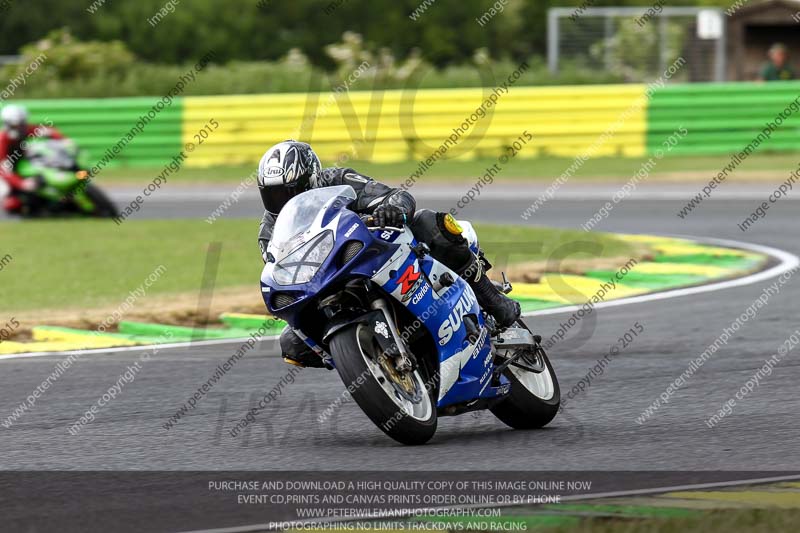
left=260, top=185, right=509, bottom=408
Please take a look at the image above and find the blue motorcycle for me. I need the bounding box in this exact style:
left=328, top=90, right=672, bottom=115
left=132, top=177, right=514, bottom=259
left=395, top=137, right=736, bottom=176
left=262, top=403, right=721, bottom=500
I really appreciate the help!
left=261, top=185, right=560, bottom=445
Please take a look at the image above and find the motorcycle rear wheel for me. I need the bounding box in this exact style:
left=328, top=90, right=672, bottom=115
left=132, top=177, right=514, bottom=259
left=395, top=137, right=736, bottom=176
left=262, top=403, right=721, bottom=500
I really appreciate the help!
left=490, top=344, right=560, bottom=430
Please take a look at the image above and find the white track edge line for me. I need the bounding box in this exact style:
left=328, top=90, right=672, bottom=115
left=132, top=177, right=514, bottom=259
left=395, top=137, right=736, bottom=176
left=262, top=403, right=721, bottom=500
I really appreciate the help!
left=0, top=334, right=281, bottom=361
left=2, top=235, right=797, bottom=361
left=520, top=235, right=799, bottom=317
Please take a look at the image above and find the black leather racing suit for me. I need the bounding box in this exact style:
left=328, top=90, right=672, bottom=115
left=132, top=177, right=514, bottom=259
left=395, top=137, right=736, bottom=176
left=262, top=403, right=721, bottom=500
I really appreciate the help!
left=259, top=167, right=477, bottom=364
left=259, top=167, right=416, bottom=261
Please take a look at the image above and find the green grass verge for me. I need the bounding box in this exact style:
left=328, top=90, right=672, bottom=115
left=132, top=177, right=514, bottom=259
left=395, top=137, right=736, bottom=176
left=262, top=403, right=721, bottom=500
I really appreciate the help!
left=547, top=508, right=800, bottom=533
left=0, top=219, right=642, bottom=313
left=412, top=507, right=799, bottom=533
left=96, top=152, right=800, bottom=186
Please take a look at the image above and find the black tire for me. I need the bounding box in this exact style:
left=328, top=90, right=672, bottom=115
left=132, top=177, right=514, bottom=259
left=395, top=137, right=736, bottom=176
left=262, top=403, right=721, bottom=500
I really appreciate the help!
left=329, top=324, right=437, bottom=445
left=490, top=348, right=560, bottom=430
left=84, top=184, right=119, bottom=218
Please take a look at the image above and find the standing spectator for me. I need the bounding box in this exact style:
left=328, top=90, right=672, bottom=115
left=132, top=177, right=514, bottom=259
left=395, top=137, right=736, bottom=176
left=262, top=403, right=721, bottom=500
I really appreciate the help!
left=759, top=43, right=795, bottom=81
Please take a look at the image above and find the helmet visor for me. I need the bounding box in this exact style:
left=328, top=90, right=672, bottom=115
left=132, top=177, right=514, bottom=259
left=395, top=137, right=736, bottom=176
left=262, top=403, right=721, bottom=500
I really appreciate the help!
left=261, top=184, right=300, bottom=215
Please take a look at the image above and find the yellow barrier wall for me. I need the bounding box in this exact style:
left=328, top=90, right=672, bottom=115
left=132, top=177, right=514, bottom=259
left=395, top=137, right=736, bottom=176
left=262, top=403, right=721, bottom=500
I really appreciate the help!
left=182, top=84, right=647, bottom=167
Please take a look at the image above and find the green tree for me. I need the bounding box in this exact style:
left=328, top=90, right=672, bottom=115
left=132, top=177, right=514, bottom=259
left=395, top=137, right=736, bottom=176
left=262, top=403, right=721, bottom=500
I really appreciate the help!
left=0, top=0, right=737, bottom=68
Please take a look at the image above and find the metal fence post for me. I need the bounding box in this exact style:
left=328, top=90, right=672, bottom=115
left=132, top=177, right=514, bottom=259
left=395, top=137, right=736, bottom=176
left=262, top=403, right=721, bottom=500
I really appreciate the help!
left=715, top=12, right=727, bottom=82
left=659, top=15, right=668, bottom=75
left=548, top=9, right=560, bottom=75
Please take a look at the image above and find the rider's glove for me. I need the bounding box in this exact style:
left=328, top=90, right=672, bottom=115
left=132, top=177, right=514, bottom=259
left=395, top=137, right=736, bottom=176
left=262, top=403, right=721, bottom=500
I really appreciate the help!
left=373, top=204, right=407, bottom=228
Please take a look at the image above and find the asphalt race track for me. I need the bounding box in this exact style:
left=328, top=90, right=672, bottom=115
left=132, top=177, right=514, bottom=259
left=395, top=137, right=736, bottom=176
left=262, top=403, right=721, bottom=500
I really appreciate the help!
left=2, top=183, right=800, bottom=531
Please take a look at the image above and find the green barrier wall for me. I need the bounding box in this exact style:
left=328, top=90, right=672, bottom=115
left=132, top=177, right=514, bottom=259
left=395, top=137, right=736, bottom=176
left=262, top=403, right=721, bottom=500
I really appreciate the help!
left=21, top=97, right=184, bottom=168
left=11, top=80, right=800, bottom=169
left=646, top=81, right=800, bottom=155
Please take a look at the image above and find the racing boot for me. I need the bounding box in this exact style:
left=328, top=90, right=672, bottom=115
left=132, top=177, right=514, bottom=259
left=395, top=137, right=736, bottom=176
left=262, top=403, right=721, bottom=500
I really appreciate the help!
left=458, top=254, right=520, bottom=329
left=280, top=326, right=326, bottom=368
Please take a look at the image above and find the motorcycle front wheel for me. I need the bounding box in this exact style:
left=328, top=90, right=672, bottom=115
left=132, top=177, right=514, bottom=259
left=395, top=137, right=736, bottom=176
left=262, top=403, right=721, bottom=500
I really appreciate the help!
left=329, top=323, right=437, bottom=445
left=84, top=184, right=120, bottom=218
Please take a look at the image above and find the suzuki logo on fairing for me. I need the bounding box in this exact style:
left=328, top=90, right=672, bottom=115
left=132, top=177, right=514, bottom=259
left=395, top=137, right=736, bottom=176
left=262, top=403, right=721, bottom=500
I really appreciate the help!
left=344, top=223, right=359, bottom=237
left=396, top=264, right=421, bottom=295
left=437, top=289, right=477, bottom=345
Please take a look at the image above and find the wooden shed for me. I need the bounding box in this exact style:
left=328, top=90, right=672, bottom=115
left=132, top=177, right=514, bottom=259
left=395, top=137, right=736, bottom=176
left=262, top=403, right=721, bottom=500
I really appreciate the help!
left=727, top=0, right=800, bottom=80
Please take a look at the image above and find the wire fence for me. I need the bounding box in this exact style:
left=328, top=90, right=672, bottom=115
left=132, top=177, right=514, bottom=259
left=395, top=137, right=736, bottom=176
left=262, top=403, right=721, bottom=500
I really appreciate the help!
left=548, top=7, right=726, bottom=83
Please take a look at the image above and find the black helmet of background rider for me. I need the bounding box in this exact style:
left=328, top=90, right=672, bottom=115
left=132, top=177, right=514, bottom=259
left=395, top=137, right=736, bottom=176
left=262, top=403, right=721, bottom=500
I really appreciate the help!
left=257, top=140, right=322, bottom=216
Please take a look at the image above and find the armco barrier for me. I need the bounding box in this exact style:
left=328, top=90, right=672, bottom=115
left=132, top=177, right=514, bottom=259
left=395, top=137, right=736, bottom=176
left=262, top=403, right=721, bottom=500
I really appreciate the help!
left=180, top=84, right=648, bottom=166
left=14, top=80, right=800, bottom=169
left=22, top=97, right=183, bottom=168
left=646, top=81, right=800, bottom=155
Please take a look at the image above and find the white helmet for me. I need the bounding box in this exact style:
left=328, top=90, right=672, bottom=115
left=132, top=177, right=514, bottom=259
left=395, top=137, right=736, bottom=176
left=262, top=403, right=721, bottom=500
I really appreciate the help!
left=1, top=104, right=28, bottom=141
left=257, top=140, right=321, bottom=215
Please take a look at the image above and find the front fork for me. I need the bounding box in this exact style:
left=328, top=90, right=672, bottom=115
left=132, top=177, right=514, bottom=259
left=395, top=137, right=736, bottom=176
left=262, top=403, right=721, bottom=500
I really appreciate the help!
left=319, top=282, right=416, bottom=374
left=369, top=297, right=416, bottom=373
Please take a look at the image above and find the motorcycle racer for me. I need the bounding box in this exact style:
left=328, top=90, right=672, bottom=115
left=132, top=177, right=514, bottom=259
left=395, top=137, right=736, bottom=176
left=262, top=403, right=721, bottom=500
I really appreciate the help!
left=0, top=104, right=64, bottom=214
left=257, top=140, right=521, bottom=368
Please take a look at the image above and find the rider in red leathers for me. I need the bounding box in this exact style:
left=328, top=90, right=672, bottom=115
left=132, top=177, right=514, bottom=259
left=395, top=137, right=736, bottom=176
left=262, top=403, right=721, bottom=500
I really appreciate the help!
left=0, top=104, right=64, bottom=214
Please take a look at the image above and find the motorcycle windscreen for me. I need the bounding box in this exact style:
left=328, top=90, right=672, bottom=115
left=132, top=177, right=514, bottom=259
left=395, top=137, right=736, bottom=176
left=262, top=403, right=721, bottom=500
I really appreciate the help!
left=268, top=185, right=356, bottom=261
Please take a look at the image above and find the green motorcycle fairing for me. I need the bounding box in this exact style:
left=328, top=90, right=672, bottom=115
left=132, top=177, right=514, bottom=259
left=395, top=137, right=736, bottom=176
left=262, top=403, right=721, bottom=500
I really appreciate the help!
left=15, top=140, right=96, bottom=213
